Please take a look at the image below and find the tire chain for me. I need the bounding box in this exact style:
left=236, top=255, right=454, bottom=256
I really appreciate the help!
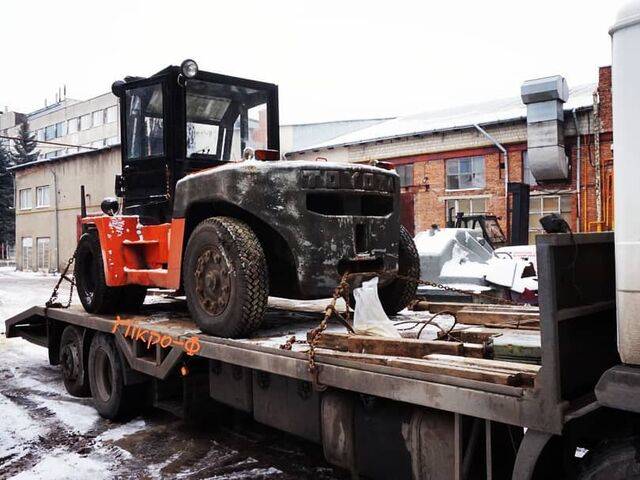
left=307, top=270, right=528, bottom=390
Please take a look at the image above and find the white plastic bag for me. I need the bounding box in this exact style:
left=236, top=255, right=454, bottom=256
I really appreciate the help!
left=352, top=277, right=401, bottom=338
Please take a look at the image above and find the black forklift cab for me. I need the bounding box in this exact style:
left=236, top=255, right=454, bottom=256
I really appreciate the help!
left=112, top=60, right=280, bottom=224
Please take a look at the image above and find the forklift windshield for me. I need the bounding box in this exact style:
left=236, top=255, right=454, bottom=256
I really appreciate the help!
left=186, top=79, right=268, bottom=162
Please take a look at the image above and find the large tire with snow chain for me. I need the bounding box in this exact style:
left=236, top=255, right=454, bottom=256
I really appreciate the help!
left=184, top=216, right=269, bottom=338
left=60, top=325, right=90, bottom=397
left=377, top=225, right=420, bottom=315
left=75, top=231, right=147, bottom=314
left=88, top=333, right=147, bottom=420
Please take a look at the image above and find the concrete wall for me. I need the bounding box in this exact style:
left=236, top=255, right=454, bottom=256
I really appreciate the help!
left=14, top=147, right=121, bottom=271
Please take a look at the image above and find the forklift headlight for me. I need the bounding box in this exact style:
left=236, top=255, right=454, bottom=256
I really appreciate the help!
left=181, top=59, right=198, bottom=78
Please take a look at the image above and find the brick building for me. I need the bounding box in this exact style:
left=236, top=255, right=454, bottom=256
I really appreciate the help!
left=289, top=67, right=614, bottom=244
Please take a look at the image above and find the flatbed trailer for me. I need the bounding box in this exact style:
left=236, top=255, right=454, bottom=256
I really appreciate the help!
left=4, top=233, right=629, bottom=479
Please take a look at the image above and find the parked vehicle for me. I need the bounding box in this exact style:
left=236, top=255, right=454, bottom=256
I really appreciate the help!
left=74, top=60, right=419, bottom=337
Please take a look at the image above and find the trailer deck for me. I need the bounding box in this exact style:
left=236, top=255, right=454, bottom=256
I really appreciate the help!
left=3, top=233, right=620, bottom=479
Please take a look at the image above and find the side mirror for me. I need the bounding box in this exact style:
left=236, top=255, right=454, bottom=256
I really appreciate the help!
left=115, top=174, right=124, bottom=197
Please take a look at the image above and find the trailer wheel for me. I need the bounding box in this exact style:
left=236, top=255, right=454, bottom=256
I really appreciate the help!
left=75, top=232, right=147, bottom=314
left=88, top=333, right=142, bottom=420
left=579, top=437, right=640, bottom=479
left=184, top=217, right=268, bottom=338
left=59, top=325, right=90, bottom=397
left=377, top=226, right=420, bottom=315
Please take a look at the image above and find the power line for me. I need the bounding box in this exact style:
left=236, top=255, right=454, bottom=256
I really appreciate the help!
left=0, top=134, right=99, bottom=151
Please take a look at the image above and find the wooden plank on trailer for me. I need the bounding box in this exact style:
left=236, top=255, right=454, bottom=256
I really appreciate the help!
left=308, top=332, right=489, bottom=358
left=314, top=349, right=524, bottom=386
left=416, top=301, right=539, bottom=314
left=424, top=353, right=541, bottom=374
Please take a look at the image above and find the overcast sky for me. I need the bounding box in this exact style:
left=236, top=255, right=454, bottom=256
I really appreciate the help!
left=1, top=0, right=625, bottom=125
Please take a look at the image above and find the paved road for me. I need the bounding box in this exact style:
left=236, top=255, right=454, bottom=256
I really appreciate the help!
left=0, top=268, right=345, bottom=479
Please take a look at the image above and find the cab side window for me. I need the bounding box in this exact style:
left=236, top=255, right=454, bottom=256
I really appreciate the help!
left=125, top=84, right=164, bottom=159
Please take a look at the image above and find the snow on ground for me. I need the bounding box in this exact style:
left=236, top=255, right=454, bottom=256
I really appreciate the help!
left=0, top=392, right=45, bottom=459
left=11, top=449, right=112, bottom=480
left=0, top=268, right=345, bottom=479
left=96, top=418, right=146, bottom=442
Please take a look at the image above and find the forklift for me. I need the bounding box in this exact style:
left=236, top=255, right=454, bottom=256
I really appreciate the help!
left=74, top=60, right=420, bottom=338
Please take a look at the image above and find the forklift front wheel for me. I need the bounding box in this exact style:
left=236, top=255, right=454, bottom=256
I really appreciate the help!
left=184, top=217, right=269, bottom=338
left=75, top=232, right=147, bottom=314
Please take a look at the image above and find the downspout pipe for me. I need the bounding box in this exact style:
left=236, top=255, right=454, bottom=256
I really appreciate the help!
left=572, top=109, right=581, bottom=232
left=473, top=123, right=509, bottom=198
left=473, top=123, right=510, bottom=241
left=48, top=168, right=60, bottom=272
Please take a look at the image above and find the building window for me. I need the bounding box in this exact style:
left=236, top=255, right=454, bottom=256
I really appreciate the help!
left=446, top=156, right=485, bottom=190
left=36, top=185, right=50, bottom=207
left=68, top=117, right=79, bottom=134
left=522, top=151, right=536, bottom=186
left=528, top=195, right=572, bottom=244
left=105, top=106, right=118, bottom=124
left=55, top=121, right=67, bottom=138
left=44, top=150, right=63, bottom=159
left=80, top=114, right=92, bottom=130
left=445, top=197, right=488, bottom=218
left=92, top=110, right=104, bottom=127
left=36, top=129, right=45, bottom=141
left=19, top=188, right=32, bottom=209
left=22, top=237, right=33, bottom=271
left=45, top=124, right=56, bottom=141
left=396, top=164, right=414, bottom=188
left=36, top=237, right=51, bottom=271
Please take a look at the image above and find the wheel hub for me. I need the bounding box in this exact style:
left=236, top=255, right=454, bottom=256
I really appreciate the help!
left=61, top=344, right=80, bottom=381
left=194, top=247, right=231, bottom=315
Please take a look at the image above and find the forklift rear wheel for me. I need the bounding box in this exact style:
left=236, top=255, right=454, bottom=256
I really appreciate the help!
left=377, top=225, right=420, bottom=315
left=184, top=216, right=268, bottom=338
left=59, top=325, right=90, bottom=397
left=88, top=333, right=145, bottom=420
left=75, top=232, right=147, bottom=314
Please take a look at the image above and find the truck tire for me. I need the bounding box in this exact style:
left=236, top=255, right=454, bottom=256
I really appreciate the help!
left=184, top=217, right=268, bottom=338
left=59, top=325, right=90, bottom=397
left=88, top=333, right=143, bottom=420
left=75, top=232, right=147, bottom=314
left=579, top=437, right=640, bottom=479
left=378, top=226, right=420, bottom=315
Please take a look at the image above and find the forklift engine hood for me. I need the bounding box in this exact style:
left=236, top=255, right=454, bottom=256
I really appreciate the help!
left=173, top=160, right=401, bottom=298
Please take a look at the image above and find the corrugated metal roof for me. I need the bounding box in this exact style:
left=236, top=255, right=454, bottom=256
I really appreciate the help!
left=293, top=83, right=596, bottom=153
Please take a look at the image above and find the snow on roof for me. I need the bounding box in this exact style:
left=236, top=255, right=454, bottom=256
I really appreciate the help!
left=294, top=83, right=596, bottom=153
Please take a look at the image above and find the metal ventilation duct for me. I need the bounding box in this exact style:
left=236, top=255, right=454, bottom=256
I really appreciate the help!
left=520, top=76, right=570, bottom=181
